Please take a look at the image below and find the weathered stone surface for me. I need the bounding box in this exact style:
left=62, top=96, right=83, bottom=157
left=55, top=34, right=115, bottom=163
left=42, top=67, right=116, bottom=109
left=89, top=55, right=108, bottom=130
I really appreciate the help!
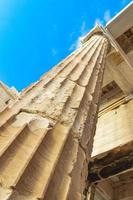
left=0, top=34, right=109, bottom=200
left=0, top=81, right=19, bottom=113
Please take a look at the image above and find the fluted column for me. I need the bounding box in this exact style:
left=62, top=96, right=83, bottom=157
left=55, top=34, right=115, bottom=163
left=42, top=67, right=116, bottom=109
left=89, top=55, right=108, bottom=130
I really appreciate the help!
left=0, top=33, right=109, bottom=200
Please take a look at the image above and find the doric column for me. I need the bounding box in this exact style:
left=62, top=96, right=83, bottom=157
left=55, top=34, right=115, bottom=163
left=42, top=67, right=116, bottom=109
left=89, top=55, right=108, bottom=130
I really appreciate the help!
left=0, top=33, right=109, bottom=200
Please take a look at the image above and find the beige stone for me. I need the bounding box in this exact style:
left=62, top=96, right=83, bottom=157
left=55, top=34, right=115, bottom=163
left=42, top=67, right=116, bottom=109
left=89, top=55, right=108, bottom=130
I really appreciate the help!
left=0, top=34, right=109, bottom=200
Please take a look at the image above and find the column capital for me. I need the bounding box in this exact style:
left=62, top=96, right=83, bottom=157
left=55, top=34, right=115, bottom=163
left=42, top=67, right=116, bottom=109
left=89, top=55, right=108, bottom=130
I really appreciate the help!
left=81, top=24, right=111, bottom=53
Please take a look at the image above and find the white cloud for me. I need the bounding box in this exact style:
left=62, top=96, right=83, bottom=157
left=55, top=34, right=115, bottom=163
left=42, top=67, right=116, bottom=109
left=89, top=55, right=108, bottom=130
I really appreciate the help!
left=80, top=21, right=86, bottom=35
left=94, top=18, right=103, bottom=26
left=69, top=10, right=112, bottom=52
left=104, top=10, right=111, bottom=23
left=69, top=36, right=83, bottom=51
left=69, top=21, right=88, bottom=51
left=51, top=48, right=57, bottom=56
left=69, top=43, right=76, bottom=51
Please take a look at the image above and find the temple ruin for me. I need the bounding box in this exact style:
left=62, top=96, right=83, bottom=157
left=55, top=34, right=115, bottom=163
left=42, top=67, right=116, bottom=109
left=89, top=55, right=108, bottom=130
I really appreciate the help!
left=0, top=2, right=133, bottom=200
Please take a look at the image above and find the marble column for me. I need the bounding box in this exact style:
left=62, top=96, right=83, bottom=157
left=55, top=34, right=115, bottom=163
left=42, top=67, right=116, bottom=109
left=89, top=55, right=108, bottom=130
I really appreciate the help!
left=0, top=33, right=109, bottom=200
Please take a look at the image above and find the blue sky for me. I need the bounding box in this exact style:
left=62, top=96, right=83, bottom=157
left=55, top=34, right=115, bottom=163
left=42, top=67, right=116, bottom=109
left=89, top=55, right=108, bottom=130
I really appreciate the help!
left=0, top=0, right=132, bottom=91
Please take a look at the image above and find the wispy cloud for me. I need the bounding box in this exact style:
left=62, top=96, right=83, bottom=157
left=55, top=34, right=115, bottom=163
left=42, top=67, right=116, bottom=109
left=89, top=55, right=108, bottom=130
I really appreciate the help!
left=69, top=21, right=89, bottom=51
left=69, top=9, right=112, bottom=52
left=51, top=48, right=57, bottom=56
left=69, top=36, right=83, bottom=51
left=94, top=18, right=103, bottom=26
left=80, top=21, right=86, bottom=35
left=104, top=10, right=111, bottom=23
left=94, top=9, right=111, bottom=26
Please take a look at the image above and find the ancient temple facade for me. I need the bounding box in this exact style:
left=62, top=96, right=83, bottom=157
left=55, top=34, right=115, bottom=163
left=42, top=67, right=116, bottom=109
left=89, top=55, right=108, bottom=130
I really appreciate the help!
left=89, top=2, right=133, bottom=200
left=0, top=2, right=133, bottom=200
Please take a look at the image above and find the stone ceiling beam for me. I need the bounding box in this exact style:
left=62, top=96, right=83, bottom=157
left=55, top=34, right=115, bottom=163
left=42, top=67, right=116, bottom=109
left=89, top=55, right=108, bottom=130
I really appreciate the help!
left=88, top=141, right=133, bottom=183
